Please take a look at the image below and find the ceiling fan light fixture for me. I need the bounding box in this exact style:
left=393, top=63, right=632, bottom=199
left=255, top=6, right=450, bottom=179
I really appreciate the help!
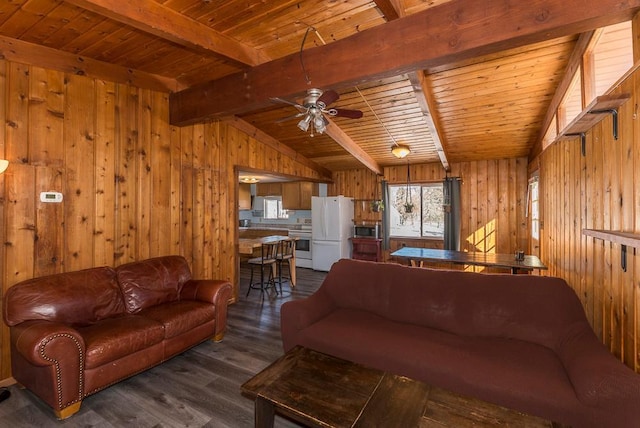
left=391, top=144, right=411, bottom=159
left=313, top=116, right=327, bottom=134
left=297, top=115, right=312, bottom=132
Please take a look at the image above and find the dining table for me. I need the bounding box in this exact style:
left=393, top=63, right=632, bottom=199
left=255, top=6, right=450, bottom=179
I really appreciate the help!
left=239, top=235, right=297, bottom=286
left=391, top=247, right=547, bottom=274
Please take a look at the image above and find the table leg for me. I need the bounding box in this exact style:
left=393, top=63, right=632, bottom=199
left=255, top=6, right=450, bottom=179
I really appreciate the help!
left=290, top=253, right=296, bottom=287
left=255, top=396, right=275, bottom=428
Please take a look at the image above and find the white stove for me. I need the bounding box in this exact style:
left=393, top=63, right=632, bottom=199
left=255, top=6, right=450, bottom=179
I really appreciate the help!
left=289, top=226, right=312, bottom=268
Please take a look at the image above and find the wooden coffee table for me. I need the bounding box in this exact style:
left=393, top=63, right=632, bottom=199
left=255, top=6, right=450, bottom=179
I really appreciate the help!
left=241, top=346, right=563, bottom=428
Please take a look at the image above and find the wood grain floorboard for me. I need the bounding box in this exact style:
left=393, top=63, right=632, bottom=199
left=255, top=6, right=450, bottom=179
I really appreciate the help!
left=0, top=264, right=323, bottom=428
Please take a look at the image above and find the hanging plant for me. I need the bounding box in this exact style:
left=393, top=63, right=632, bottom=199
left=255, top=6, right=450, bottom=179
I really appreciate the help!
left=404, top=201, right=414, bottom=213
left=404, top=160, right=414, bottom=213
left=371, top=200, right=384, bottom=212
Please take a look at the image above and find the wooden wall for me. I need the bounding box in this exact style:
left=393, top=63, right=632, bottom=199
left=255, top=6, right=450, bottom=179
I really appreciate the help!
left=0, top=60, right=323, bottom=382
left=330, top=159, right=529, bottom=269
left=539, top=65, right=640, bottom=371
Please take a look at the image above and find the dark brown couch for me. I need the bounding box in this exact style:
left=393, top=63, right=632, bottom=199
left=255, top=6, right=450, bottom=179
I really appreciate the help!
left=3, top=255, right=232, bottom=419
left=281, top=259, right=640, bottom=428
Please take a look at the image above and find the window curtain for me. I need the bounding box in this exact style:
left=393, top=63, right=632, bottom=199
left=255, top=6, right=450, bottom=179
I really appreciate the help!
left=443, top=177, right=461, bottom=250
left=381, top=179, right=390, bottom=250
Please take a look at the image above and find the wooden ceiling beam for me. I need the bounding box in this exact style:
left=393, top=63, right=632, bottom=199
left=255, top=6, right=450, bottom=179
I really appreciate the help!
left=372, top=0, right=402, bottom=21
left=0, top=35, right=180, bottom=92
left=170, top=0, right=640, bottom=126
left=324, top=120, right=384, bottom=175
left=376, top=1, right=452, bottom=171
left=407, top=72, right=450, bottom=171
left=65, top=0, right=270, bottom=68
left=221, top=116, right=333, bottom=181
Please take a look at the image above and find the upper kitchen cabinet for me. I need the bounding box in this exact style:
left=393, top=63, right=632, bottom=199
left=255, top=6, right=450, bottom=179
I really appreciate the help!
left=282, top=182, right=319, bottom=210
left=256, top=183, right=282, bottom=196
left=239, top=183, right=252, bottom=210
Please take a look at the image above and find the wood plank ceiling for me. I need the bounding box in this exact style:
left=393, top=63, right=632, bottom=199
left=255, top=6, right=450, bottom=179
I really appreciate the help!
left=1, top=0, right=637, bottom=175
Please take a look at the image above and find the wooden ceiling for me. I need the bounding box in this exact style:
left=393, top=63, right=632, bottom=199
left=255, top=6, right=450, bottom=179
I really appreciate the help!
left=2, top=0, right=638, bottom=175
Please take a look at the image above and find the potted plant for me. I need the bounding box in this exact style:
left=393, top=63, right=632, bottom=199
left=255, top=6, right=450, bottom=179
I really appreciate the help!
left=404, top=161, right=414, bottom=213
left=403, top=202, right=414, bottom=213
left=370, top=200, right=384, bottom=212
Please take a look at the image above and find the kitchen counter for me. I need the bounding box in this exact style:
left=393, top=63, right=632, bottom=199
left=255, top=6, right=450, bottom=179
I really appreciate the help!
left=239, top=227, right=290, bottom=239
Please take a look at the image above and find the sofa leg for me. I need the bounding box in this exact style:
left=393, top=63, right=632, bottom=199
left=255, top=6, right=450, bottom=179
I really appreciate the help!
left=212, top=331, right=225, bottom=342
left=55, top=401, right=82, bottom=419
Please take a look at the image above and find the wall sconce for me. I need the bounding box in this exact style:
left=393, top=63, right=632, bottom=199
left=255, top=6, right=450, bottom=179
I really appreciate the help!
left=391, top=144, right=411, bottom=159
left=0, top=159, right=8, bottom=174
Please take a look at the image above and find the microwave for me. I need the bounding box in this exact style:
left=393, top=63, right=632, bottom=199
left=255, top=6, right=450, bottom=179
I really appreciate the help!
left=353, top=223, right=380, bottom=239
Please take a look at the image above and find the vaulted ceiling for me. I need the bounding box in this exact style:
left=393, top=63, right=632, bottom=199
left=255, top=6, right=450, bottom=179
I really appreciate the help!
left=2, top=0, right=638, bottom=177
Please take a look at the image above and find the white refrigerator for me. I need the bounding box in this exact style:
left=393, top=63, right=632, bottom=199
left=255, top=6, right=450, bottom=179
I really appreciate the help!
left=312, top=196, right=354, bottom=271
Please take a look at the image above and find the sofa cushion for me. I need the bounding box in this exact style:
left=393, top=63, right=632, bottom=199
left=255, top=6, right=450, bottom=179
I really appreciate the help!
left=295, top=308, right=584, bottom=424
left=116, top=256, right=192, bottom=313
left=78, top=315, right=165, bottom=368
left=320, top=260, right=587, bottom=351
left=3, top=267, right=125, bottom=327
left=139, top=300, right=216, bottom=339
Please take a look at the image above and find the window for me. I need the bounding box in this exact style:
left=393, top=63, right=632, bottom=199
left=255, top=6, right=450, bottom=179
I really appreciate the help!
left=529, top=179, right=540, bottom=241
left=592, top=21, right=633, bottom=98
left=539, top=20, right=633, bottom=150
left=389, top=183, right=444, bottom=238
left=263, top=197, right=288, bottom=219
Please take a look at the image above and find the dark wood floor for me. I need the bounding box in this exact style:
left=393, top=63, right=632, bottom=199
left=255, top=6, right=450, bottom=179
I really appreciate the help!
left=0, top=264, right=325, bottom=428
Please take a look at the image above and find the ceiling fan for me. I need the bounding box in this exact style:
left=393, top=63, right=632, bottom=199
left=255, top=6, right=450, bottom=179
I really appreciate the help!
left=271, top=88, right=363, bottom=137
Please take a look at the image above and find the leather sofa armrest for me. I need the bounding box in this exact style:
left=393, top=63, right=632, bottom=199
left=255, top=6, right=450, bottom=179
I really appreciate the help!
left=12, top=320, right=86, bottom=367
left=10, top=320, right=85, bottom=412
left=180, top=279, right=232, bottom=304
left=558, top=324, right=640, bottom=416
left=280, top=290, right=336, bottom=352
left=180, top=279, right=233, bottom=341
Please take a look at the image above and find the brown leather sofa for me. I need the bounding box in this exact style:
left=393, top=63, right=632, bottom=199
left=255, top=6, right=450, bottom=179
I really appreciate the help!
left=3, top=255, right=232, bottom=419
left=281, top=259, right=640, bottom=428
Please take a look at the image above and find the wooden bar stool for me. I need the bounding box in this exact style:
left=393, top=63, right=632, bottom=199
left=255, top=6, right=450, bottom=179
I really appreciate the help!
left=247, top=242, right=279, bottom=297
left=275, top=238, right=295, bottom=295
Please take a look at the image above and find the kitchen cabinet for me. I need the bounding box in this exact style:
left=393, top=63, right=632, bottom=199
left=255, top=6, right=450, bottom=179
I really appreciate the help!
left=350, top=238, right=383, bottom=262
left=282, top=182, right=318, bottom=210
left=239, top=183, right=251, bottom=210
left=256, top=183, right=282, bottom=196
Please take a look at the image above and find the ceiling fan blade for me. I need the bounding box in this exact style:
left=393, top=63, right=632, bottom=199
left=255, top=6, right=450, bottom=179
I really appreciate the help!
left=275, top=113, right=306, bottom=123
left=327, top=108, right=363, bottom=119
left=316, top=90, right=339, bottom=108
left=270, top=97, right=306, bottom=111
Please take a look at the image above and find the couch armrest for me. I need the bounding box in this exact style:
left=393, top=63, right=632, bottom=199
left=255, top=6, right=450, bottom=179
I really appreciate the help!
left=559, top=324, right=640, bottom=417
left=180, top=279, right=233, bottom=341
left=280, top=290, right=336, bottom=352
left=12, top=320, right=85, bottom=367
left=10, top=320, right=85, bottom=411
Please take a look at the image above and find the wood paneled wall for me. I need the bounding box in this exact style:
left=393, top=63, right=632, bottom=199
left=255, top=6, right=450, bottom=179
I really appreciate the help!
left=329, top=160, right=529, bottom=267
left=0, top=60, right=323, bottom=381
left=539, top=65, right=640, bottom=371
left=329, top=169, right=382, bottom=223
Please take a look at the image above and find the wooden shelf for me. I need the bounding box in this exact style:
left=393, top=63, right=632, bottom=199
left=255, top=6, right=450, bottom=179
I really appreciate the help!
left=583, top=229, right=640, bottom=272
left=560, top=94, right=630, bottom=137
left=583, top=229, right=640, bottom=248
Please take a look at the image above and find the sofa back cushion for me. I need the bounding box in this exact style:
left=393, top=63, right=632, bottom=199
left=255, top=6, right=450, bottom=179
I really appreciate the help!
left=3, top=267, right=125, bottom=327
left=321, top=259, right=589, bottom=350
left=116, top=255, right=192, bottom=313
